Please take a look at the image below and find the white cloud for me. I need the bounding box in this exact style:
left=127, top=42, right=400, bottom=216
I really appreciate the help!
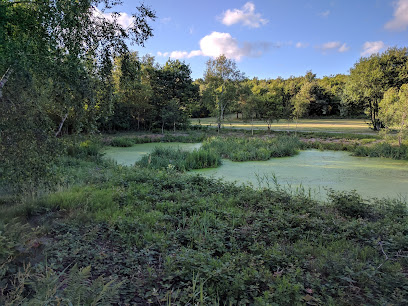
left=319, top=10, right=330, bottom=18
left=169, top=51, right=189, bottom=59
left=318, top=41, right=350, bottom=53
left=157, top=31, right=270, bottom=61
left=296, top=42, right=309, bottom=48
left=93, top=8, right=134, bottom=29
left=220, top=2, right=268, bottom=28
left=338, top=43, right=350, bottom=53
left=321, top=41, right=341, bottom=50
left=160, top=17, right=172, bottom=24
left=361, top=41, right=386, bottom=56
left=385, top=0, right=408, bottom=31
left=188, top=50, right=203, bottom=57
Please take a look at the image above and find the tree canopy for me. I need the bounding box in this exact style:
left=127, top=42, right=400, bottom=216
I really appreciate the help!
left=0, top=0, right=156, bottom=191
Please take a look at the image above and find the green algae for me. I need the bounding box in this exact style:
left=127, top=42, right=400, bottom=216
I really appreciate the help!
left=103, top=142, right=202, bottom=166
left=105, top=143, right=408, bottom=200
left=194, top=150, right=408, bottom=200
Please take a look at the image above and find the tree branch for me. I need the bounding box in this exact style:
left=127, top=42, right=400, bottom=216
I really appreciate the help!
left=55, top=113, right=69, bottom=137
left=0, top=67, right=13, bottom=99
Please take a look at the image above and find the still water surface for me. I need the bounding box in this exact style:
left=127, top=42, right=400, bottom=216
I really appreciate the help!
left=104, top=143, right=408, bottom=200
left=104, top=142, right=202, bottom=165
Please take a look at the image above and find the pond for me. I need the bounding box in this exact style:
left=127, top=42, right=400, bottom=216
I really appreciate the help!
left=105, top=143, right=408, bottom=200
left=193, top=150, right=408, bottom=200
left=103, top=142, right=202, bottom=166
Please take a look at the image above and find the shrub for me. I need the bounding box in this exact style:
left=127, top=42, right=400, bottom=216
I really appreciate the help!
left=353, top=142, right=408, bottom=160
left=138, top=146, right=221, bottom=171
left=328, top=190, right=371, bottom=219
left=202, top=136, right=301, bottom=162
left=110, top=137, right=134, bottom=147
left=66, top=139, right=103, bottom=159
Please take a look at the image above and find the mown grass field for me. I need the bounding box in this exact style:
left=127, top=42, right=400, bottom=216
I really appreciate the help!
left=191, top=116, right=375, bottom=134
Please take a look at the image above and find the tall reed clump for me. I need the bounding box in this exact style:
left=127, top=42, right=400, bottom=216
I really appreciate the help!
left=137, top=146, right=221, bottom=171
left=353, top=142, right=408, bottom=160
left=201, top=136, right=301, bottom=162
left=110, top=137, right=134, bottom=147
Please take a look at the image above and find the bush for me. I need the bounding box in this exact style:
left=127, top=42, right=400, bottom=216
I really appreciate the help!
left=353, top=142, right=408, bottom=160
left=138, top=146, right=221, bottom=171
left=328, top=190, right=371, bottom=219
left=110, top=137, right=134, bottom=147
left=66, top=139, right=103, bottom=159
left=202, top=136, right=301, bottom=162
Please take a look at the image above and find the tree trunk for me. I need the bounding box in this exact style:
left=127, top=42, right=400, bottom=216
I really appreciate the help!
left=162, top=121, right=164, bottom=134
left=218, top=106, right=224, bottom=134
left=295, top=117, right=298, bottom=136
left=399, top=113, right=406, bottom=147
left=173, top=120, right=176, bottom=132
left=55, top=113, right=69, bottom=137
left=137, top=113, right=140, bottom=130
left=0, top=67, right=13, bottom=99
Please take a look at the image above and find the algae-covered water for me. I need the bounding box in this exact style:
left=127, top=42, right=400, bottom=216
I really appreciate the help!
left=194, top=150, right=408, bottom=200
left=105, top=143, right=408, bottom=200
left=103, top=142, right=202, bottom=166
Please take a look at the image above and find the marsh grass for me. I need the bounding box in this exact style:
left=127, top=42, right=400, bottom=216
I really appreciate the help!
left=202, top=136, right=301, bottom=161
left=137, top=146, right=221, bottom=171
left=353, top=142, right=408, bottom=159
left=1, top=132, right=408, bottom=304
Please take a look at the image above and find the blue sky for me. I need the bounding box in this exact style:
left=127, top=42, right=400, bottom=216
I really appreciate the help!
left=105, top=0, right=408, bottom=80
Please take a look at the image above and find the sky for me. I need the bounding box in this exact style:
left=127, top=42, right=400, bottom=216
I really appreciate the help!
left=101, top=0, right=408, bottom=80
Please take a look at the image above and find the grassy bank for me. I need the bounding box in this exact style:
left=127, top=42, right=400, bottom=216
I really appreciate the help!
left=191, top=116, right=375, bottom=134
left=1, top=145, right=407, bottom=304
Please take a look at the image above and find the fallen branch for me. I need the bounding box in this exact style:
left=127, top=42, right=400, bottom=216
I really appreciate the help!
left=377, top=241, right=389, bottom=270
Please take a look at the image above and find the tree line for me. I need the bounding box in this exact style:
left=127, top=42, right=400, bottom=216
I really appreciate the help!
left=99, top=48, right=408, bottom=136
left=1, top=0, right=408, bottom=190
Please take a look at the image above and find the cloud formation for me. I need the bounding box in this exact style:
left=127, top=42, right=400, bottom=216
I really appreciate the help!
left=318, top=41, right=350, bottom=53
left=94, top=8, right=134, bottom=29
left=385, top=0, right=408, bottom=31
left=220, top=2, right=268, bottom=28
left=361, top=41, right=386, bottom=56
left=157, top=32, right=271, bottom=61
left=319, top=10, right=330, bottom=18
left=295, top=42, right=309, bottom=48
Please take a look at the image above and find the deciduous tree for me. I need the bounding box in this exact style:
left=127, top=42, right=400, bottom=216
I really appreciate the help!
left=379, top=84, right=408, bottom=146
left=204, top=55, right=244, bottom=132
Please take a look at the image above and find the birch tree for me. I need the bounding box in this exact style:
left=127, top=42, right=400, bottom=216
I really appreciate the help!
left=203, top=55, right=244, bottom=132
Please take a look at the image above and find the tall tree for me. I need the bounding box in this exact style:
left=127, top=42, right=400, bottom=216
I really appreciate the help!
left=344, top=47, right=408, bottom=130
left=148, top=59, right=198, bottom=132
left=292, top=81, right=314, bottom=132
left=0, top=0, right=155, bottom=192
left=204, top=55, right=244, bottom=132
left=379, top=84, right=408, bottom=146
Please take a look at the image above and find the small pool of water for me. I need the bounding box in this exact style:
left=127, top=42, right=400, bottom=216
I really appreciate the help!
left=103, top=142, right=202, bottom=166
left=104, top=143, right=408, bottom=200
left=193, top=150, right=408, bottom=200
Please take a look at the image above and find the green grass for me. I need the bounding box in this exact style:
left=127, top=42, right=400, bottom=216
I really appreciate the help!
left=104, top=131, right=210, bottom=147
left=1, top=133, right=408, bottom=304
left=192, top=115, right=376, bottom=134
left=202, top=135, right=301, bottom=161
left=137, top=146, right=221, bottom=171
left=1, top=154, right=407, bottom=304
